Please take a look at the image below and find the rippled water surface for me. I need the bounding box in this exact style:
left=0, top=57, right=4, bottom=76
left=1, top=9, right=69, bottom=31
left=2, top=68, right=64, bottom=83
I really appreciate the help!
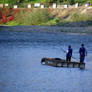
left=0, top=29, right=92, bottom=92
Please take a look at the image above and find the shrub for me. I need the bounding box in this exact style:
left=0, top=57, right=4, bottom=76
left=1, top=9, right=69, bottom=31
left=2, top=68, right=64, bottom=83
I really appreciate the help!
left=70, top=12, right=92, bottom=22
left=15, top=9, right=51, bottom=25
left=40, top=18, right=60, bottom=25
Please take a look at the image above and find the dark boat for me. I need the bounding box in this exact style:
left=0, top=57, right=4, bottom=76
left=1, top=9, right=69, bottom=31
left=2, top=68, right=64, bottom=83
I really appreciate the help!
left=41, top=58, right=85, bottom=69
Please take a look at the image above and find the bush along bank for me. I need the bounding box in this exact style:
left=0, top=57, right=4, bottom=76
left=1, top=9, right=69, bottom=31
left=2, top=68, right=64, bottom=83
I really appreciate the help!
left=5, top=8, right=60, bottom=26
left=0, top=8, right=20, bottom=24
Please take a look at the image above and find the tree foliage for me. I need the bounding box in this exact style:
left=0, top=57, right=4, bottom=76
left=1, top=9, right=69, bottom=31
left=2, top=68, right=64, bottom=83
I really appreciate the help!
left=0, top=0, right=92, bottom=5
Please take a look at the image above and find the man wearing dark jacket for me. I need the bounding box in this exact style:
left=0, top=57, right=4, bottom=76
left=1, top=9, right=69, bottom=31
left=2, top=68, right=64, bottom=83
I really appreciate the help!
left=66, top=45, right=73, bottom=62
left=79, top=44, right=87, bottom=63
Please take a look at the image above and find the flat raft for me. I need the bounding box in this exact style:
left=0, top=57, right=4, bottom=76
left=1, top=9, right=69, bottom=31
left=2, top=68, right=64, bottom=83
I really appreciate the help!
left=41, top=58, right=85, bottom=69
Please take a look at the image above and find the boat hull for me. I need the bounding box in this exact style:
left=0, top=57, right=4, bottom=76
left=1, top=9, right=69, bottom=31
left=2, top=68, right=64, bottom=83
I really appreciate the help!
left=41, top=58, right=85, bottom=69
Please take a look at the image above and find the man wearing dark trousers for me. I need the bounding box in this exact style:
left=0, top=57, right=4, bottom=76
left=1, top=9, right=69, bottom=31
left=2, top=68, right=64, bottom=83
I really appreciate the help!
left=79, top=44, right=87, bottom=63
left=66, top=45, right=73, bottom=62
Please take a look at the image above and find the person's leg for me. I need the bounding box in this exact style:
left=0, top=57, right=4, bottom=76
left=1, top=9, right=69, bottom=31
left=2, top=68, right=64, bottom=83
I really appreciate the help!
left=66, top=55, right=68, bottom=61
left=82, top=56, right=85, bottom=63
left=66, top=57, right=69, bottom=62
left=80, top=56, right=82, bottom=63
left=67, top=57, right=71, bottom=62
left=69, top=57, right=71, bottom=62
left=80, top=56, right=85, bottom=63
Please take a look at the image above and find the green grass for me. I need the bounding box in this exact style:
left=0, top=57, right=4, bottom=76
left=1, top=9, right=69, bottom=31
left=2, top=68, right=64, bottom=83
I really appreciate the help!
left=29, top=0, right=47, bottom=3
left=6, top=21, right=20, bottom=26
left=64, top=12, right=92, bottom=22
left=72, top=13, right=92, bottom=22
left=13, top=9, right=58, bottom=25
left=40, top=18, right=59, bottom=25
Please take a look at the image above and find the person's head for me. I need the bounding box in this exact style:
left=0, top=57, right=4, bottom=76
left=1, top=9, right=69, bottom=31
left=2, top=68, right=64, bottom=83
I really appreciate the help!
left=68, top=45, right=71, bottom=48
left=81, top=44, right=84, bottom=47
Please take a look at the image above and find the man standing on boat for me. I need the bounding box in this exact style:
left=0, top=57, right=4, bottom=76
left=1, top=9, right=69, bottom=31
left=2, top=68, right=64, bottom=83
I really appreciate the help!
left=79, top=44, right=87, bottom=63
left=66, top=45, right=73, bottom=62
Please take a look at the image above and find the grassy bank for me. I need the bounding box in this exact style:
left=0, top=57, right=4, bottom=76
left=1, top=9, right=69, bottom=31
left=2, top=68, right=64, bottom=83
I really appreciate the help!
left=5, top=8, right=59, bottom=26
left=0, top=7, right=92, bottom=26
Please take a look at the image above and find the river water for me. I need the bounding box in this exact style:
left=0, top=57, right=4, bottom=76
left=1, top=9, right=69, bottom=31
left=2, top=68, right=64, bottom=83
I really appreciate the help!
left=0, top=27, right=92, bottom=92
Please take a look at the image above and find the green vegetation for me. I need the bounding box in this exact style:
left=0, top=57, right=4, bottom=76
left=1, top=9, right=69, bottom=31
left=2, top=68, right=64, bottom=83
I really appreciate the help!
left=7, top=9, right=59, bottom=25
left=40, top=18, right=60, bottom=25
left=15, top=9, right=50, bottom=25
left=0, top=0, right=92, bottom=5
left=4, top=8, right=92, bottom=26
left=68, top=12, right=92, bottom=22
left=58, top=12, right=92, bottom=26
left=6, top=21, right=20, bottom=26
left=0, top=0, right=92, bottom=26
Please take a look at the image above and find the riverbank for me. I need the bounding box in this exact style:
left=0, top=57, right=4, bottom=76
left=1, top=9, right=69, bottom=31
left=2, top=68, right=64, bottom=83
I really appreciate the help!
left=0, top=7, right=92, bottom=26
left=0, top=26, right=92, bottom=34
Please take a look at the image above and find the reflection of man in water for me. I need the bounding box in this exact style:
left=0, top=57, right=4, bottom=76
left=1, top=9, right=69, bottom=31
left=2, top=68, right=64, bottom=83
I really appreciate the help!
left=79, top=44, right=87, bottom=63
left=66, top=45, right=73, bottom=62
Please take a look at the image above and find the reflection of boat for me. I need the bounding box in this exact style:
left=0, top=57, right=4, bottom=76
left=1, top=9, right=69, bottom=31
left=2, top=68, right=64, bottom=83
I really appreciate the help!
left=41, top=58, right=85, bottom=69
